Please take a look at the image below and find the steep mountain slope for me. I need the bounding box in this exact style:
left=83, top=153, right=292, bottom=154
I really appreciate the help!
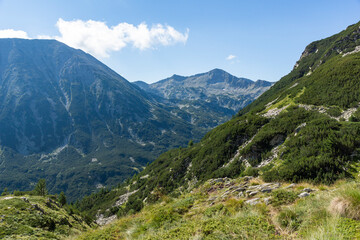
left=0, top=39, right=203, bottom=200
left=76, top=21, right=360, bottom=220
left=133, top=69, right=272, bottom=128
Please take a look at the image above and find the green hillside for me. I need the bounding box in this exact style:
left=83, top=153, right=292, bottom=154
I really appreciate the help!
left=108, top=21, right=359, bottom=207
left=75, top=177, right=360, bottom=240
left=0, top=194, right=92, bottom=239
left=74, top=21, right=360, bottom=225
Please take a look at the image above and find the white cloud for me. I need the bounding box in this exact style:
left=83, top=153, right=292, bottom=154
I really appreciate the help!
left=226, top=54, right=236, bottom=60
left=0, top=29, right=29, bottom=39
left=41, top=18, right=189, bottom=58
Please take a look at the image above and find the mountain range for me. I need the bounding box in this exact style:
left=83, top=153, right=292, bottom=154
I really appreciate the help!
left=133, top=69, right=272, bottom=128
left=0, top=39, right=270, bottom=200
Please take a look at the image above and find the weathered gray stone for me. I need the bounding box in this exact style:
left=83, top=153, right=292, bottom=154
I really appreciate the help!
left=303, top=188, right=313, bottom=193
left=115, top=190, right=138, bottom=207
left=285, top=183, right=296, bottom=189
left=96, top=214, right=117, bottom=226
left=261, top=188, right=273, bottom=193
left=245, top=198, right=260, bottom=205
left=298, top=192, right=310, bottom=198
left=263, top=197, right=271, bottom=205
left=233, top=187, right=247, bottom=192
left=249, top=191, right=259, bottom=197
left=242, top=176, right=254, bottom=181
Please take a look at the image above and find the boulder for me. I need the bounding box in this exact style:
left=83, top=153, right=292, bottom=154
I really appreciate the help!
left=303, top=188, right=313, bottom=193
left=261, top=188, right=273, bottom=193
left=249, top=191, right=259, bottom=197
left=298, top=192, right=310, bottom=198
left=285, top=183, right=296, bottom=189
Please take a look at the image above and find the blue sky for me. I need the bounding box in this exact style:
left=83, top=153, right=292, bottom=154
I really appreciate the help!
left=0, top=0, right=359, bottom=83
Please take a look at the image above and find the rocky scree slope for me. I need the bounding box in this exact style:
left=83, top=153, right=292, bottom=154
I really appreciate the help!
left=133, top=69, right=272, bottom=128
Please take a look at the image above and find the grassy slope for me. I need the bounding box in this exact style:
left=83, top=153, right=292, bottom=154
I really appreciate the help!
left=0, top=195, right=92, bottom=239
left=74, top=177, right=360, bottom=240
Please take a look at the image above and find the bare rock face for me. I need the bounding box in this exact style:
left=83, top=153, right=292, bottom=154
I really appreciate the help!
left=95, top=214, right=117, bottom=226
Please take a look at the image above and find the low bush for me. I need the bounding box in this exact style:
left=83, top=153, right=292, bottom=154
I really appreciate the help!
left=277, top=208, right=302, bottom=231
left=271, top=189, right=298, bottom=207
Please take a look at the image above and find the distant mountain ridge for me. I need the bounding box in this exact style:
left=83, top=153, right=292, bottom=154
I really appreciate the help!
left=133, top=69, right=272, bottom=128
left=0, top=38, right=203, bottom=200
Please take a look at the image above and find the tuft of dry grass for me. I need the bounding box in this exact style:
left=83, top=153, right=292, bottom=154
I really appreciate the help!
left=329, top=182, right=360, bottom=220
left=329, top=197, right=351, bottom=218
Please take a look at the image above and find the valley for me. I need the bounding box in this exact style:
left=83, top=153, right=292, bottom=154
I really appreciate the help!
left=0, top=3, right=359, bottom=239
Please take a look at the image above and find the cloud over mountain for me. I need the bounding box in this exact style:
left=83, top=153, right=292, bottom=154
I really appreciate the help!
left=0, top=29, right=29, bottom=39
left=40, top=18, right=189, bottom=58
left=0, top=19, right=189, bottom=58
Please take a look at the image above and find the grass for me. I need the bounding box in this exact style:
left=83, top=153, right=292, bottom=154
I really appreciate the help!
left=72, top=176, right=360, bottom=240
left=0, top=195, right=91, bottom=239
left=329, top=182, right=360, bottom=220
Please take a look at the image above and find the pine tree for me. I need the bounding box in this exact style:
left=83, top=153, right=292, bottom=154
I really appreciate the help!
left=1, top=187, right=8, bottom=196
left=58, top=191, right=67, bottom=206
left=34, top=179, right=48, bottom=196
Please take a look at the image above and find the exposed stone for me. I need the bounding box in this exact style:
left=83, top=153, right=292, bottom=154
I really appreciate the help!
left=285, top=183, right=296, bottom=189
left=303, top=188, right=313, bottom=193
left=262, top=105, right=290, bottom=118
left=263, top=197, right=271, bottom=205
left=249, top=191, right=259, bottom=197
left=2, top=197, right=14, bottom=200
left=298, top=192, right=310, bottom=198
left=242, top=176, right=253, bottom=181
left=115, top=190, right=138, bottom=207
left=261, top=188, right=273, bottom=193
left=342, top=45, right=360, bottom=57
left=232, top=187, right=247, bottom=193
left=238, top=192, right=245, bottom=197
left=246, top=198, right=260, bottom=205
left=294, top=123, right=307, bottom=136
left=96, top=214, right=117, bottom=226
